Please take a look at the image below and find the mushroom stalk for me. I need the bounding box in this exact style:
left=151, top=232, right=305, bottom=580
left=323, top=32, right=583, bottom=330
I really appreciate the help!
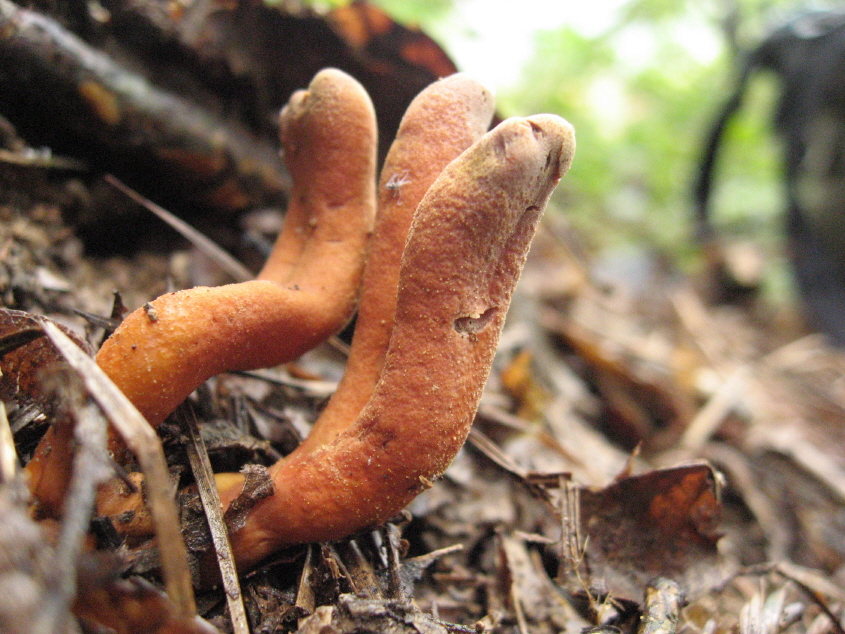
left=299, top=72, right=495, bottom=453
left=25, top=68, right=377, bottom=511
left=220, top=114, right=576, bottom=570
left=96, top=68, right=377, bottom=428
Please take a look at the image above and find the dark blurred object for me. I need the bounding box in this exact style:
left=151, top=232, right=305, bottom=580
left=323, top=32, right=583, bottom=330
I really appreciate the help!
left=695, top=10, right=845, bottom=344
left=0, top=0, right=457, bottom=253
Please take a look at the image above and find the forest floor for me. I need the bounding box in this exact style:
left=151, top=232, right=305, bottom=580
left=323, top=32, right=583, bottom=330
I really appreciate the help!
left=2, top=2, right=845, bottom=633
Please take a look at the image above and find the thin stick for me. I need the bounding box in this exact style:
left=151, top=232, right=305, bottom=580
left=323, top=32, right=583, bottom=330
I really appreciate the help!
left=681, top=366, right=749, bottom=450
left=41, top=321, right=197, bottom=616
left=179, top=405, right=250, bottom=634
left=105, top=174, right=253, bottom=283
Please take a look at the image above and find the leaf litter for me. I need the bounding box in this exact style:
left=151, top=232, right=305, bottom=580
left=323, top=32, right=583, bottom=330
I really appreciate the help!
left=2, top=3, right=845, bottom=633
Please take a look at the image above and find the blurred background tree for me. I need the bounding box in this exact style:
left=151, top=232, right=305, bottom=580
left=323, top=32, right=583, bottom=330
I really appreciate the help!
left=313, top=0, right=830, bottom=300
left=382, top=0, right=831, bottom=296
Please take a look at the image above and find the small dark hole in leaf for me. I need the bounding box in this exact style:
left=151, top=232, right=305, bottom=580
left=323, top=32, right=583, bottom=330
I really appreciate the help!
left=454, top=307, right=498, bottom=335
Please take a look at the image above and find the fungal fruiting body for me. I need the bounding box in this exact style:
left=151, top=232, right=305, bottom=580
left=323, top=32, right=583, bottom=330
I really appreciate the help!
left=24, top=67, right=577, bottom=577
left=25, top=68, right=377, bottom=510
left=296, top=72, right=496, bottom=455
left=95, top=68, right=377, bottom=429
left=220, top=114, right=576, bottom=570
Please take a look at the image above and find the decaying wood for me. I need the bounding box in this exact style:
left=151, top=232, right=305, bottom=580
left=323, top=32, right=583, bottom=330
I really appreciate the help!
left=0, top=0, right=289, bottom=211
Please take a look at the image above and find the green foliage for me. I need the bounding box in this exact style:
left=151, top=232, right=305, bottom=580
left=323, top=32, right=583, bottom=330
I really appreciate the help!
left=498, top=0, right=810, bottom=271
left=620, top=0, right=695, bottom=23
left=309, top=0, right=453, bottom=27
left=366, top=0, right=453, bottom=26
left=305, top=0, right=815, bottom=282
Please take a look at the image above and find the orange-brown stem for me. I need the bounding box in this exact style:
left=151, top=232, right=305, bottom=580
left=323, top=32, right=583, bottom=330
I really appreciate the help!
left=299, top=73, right=495, bottom=453
left=220, top=114, right=576, bottom=570
left=257, top=69, right=377, bottom=286
left=95, top=68, right=376, bottom=431
left=26, top=68, right=377, bottom=508
left=94, top=280, right=364, bottom=427
left=96, top=73, right=495, bottom=542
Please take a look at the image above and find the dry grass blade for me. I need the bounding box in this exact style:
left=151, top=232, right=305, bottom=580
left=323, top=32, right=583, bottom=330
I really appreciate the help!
left=775, top=561, right=845, bottom=603
left=179, top=405, right=249, bottom=634
left=384, top=524, right=405, bottom=600
left=682, top=366, right=749, bottom=450
left=235, top=368, right=338, bottom=398
left=467, top=426, right=530, bottom=480
left=0, top=402, right=17, bottom=483
left=40, top=320, right=197, bottom=616
left=34, top=401, right=110, bottom=634
left=0, top=148, right=87, bottom=170
left=295, top=545, right=318, bottom=626
left=558, top=475, right=587, bottom=590
left=105, top=174, right=253, bottom=283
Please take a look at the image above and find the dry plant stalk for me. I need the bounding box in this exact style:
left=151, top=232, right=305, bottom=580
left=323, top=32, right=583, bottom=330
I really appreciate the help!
left=40, top=321, right=198, bottom=619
